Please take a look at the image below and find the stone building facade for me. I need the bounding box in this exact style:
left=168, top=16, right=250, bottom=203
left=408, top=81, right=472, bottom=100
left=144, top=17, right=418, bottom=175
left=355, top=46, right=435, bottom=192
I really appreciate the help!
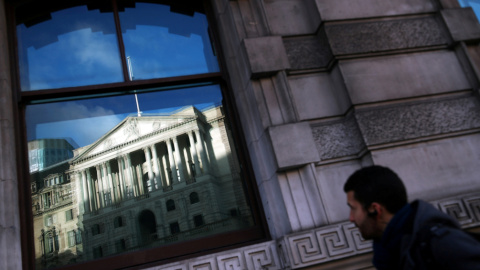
left=1, top=0, right=480, bottom=269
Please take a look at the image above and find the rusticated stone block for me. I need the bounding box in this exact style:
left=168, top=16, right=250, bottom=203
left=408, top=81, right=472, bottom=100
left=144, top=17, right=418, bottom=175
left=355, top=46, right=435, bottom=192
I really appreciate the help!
left=355, top=96, right=480, bottom=146
left=312, top=114, right=366, bottom=161
left=243, top=36, right=290, bottom=78
left=283, top=29, right=333, bottom=71
left=325, top=16, right=450, bottom=56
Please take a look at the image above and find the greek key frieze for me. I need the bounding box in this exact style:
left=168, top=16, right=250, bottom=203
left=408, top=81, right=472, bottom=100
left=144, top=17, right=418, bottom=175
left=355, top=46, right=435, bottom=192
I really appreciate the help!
left=284, top=223, right=372, bottom=268
left=433, top=194, right=480, bottom=228
left=217, top=252, right=244, bottom=270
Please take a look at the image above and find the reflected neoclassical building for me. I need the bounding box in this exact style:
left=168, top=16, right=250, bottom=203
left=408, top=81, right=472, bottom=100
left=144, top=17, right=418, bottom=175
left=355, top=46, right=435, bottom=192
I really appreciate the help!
left=31, top=105, right=253, bottom=269
left=30, top=140, right=80, bottom=268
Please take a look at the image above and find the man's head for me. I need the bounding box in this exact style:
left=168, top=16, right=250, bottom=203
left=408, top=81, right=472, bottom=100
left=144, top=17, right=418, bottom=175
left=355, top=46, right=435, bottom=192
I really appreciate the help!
left=343, top=165, right=408, bottom=240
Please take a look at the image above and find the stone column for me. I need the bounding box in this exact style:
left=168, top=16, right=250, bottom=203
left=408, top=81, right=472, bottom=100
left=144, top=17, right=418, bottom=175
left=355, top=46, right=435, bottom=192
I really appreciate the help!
left=187, top=131, right=201, bottom=176
left=96, top=165, right=104, bottom=208
left=102, top=163, right=110, bottom=205
left=81, top=170, right=90, bottom=213
left=123, top=155, right=133, bottom=197
left=160, top=148, right=169, bottom=187
left=86, top=168, right=97, bottom=211
left=106, top=161, right=116, bottom=203
left=195, top=129, right=209, bottom=174
left=117, top=157, right=125, bottom=200
left=125, top=154, right=139, bottom=197
left=136, top=164, right=144, bottom=195
left=150, top=144, right=161, bottom=189
left=143, top=147, right=154, bottom=191
left=172, top=136, right=185, bottom=182
left=166, top=138, right=177, bottom=183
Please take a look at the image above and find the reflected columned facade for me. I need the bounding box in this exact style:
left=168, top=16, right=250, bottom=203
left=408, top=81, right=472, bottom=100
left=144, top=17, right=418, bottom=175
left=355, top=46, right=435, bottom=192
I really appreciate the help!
left=31, top=105, right=253, bottom=269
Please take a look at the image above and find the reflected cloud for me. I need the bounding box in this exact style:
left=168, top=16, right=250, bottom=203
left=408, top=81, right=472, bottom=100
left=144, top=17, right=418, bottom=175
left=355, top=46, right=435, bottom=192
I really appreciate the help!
left=27, top=102, right=124, bottom=147
left=68, top=29, right=121, bottom=71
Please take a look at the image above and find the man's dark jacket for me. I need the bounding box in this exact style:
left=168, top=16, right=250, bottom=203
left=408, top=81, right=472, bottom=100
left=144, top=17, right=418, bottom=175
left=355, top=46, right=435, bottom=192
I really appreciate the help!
left=373, top=200, right=480, bottom=270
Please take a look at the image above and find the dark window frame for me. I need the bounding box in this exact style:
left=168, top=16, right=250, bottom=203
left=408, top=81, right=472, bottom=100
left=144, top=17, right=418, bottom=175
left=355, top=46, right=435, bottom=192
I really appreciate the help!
left=65, top=209, right=73, bottom=222
left=6, top=0, right=269, bottom=269
left=189, top=192, right=200, bottom=204
left=166, top=199, right=176, bottom=211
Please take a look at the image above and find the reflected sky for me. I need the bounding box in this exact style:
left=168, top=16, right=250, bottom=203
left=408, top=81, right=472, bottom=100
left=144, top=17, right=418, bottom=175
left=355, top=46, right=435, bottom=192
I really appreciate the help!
left=26, top=85, right=223, bottom=147
left=120, top=2, right=219, bottom=79
left=17, top=1, right=219, bottom=91
left=17, top=5, right=123, bottom=91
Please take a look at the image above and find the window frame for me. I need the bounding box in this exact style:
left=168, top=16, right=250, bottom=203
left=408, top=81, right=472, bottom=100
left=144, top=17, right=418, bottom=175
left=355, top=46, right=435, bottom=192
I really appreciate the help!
left=7, top=0, right=269, bottom=269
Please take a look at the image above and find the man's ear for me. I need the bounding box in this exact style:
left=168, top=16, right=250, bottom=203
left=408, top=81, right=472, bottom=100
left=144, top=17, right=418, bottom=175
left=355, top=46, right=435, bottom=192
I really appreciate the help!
left=367, top=202, right=382, bottom=217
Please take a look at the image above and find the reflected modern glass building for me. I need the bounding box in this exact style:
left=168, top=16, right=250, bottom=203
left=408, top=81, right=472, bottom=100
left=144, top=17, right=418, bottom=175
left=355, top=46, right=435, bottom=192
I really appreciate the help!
left=28, top=139, right=75, bottom=173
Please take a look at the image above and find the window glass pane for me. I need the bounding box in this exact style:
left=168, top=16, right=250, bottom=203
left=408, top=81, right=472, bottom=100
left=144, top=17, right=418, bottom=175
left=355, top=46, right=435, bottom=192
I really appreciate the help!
left=16, top=3, right=124, bottom=91
left=118, top=2, right=220, bottom=80
left=26, top=85, right=255, bottom=269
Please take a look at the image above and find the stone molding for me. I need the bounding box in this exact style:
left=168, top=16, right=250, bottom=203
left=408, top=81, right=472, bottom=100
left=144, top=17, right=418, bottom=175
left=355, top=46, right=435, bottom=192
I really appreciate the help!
left=355, top=96, right=480, bottom=146
left=149, top=192, right=480, bottom=270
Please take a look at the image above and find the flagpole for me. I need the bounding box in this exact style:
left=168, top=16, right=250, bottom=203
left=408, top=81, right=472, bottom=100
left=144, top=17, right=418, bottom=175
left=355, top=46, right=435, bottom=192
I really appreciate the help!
left=127, top=56, right=142, bottom=117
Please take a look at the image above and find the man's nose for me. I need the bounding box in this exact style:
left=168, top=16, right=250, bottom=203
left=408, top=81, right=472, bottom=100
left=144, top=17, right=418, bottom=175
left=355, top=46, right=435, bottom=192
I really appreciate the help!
left=349, top=212, right=354, bottom=223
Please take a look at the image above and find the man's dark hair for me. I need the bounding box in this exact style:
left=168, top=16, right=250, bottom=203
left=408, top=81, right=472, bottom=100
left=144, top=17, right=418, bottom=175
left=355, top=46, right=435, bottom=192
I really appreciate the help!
left=344, top=165, right=408, bottom=214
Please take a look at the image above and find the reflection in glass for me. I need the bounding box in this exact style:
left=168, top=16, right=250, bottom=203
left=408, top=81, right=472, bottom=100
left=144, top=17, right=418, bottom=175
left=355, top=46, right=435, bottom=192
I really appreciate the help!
left=119, top=2, right=220, bottom=79
left=26, top=85, right=254, bottom=269
left=16, top=4, right=123, bottom=91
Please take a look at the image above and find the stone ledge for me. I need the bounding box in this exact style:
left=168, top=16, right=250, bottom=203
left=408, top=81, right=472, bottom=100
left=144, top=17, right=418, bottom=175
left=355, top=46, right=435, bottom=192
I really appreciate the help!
left=441, top=7, right=480, bottom=41
left=268, top=122, right=321, bottom=171
left=243, top=36, right=290, bottom=78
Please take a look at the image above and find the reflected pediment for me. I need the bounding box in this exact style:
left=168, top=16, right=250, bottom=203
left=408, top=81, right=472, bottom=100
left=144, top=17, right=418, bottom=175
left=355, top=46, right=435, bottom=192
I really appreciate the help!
left=74, top=106, right=198, bottom=159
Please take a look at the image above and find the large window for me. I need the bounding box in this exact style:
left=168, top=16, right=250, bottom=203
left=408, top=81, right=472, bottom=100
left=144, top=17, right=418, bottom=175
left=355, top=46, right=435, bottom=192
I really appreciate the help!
left=11, top=1, right=267, bottom=269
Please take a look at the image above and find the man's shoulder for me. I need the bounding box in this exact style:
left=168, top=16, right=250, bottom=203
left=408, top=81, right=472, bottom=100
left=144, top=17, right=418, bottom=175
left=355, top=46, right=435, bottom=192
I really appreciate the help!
left=410, top=200, right=460, bottom=230
left=409, top=209, right=480, bottom=269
